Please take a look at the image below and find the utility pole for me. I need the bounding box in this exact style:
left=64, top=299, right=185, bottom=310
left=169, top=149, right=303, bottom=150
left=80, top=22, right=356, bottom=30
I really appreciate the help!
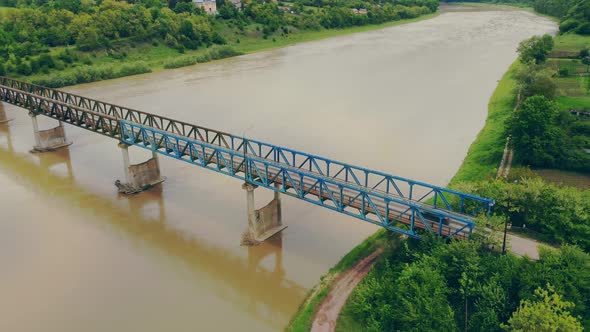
left=502, top=199, right=510, bottom=255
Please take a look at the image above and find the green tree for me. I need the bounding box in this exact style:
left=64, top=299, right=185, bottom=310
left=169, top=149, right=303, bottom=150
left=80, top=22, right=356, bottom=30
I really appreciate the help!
left=16, top=61, right=32, bottom=76
left=219, top=3, right=238, bottom=19
left=76, top=26, right=101, bottom=51
left=580, top=48, right=590, bottom=58
left=583, top=56, right=590, bottom=73
left=503, top=285, right=583, bottom=332
left=515, top=66, right=556, bottom=99
left=393, top=258, right=457, bottom=332
left=508, top=96, right=563, bottom=168
left=517, top=35, right=554, bottom=65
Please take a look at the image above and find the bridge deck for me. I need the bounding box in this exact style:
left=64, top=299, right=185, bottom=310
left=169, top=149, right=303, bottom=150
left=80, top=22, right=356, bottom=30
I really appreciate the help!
left=0, top=77, right=494, bottom=239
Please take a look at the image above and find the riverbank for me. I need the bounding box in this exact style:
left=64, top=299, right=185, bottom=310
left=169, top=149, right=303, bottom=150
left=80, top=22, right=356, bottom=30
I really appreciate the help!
left=18, top=13, right=438, bottom=89
left=286, top=56, right=522, bottom=332
left=304, top=30, right=590, bottom=332
left=285, top=9, right=536, bottom=328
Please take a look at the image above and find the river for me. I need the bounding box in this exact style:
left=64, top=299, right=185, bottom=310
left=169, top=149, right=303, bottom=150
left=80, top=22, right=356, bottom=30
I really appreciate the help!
left=0, top=6, right=555, bottom=332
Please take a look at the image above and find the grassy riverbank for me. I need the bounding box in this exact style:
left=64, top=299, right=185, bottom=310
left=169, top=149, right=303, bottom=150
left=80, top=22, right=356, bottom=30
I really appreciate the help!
left=21, top=13, right=437, bottom=88
left=448, top=62, right=520, bottom=184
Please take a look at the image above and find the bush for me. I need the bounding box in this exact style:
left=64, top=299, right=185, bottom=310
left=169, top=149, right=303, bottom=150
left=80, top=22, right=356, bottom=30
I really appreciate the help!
left=577, top=23, right=590, bottom=35
left=508, top=95, right=563, bottom=168
left=116, top=62, right=151, bottom=77
left=163, top=56, right=197, bottom=69
left=38, top=53, right=55, bottom=68
left=57, top=50, right=74, bottom=64
left=558, top=67, right=570, bottom=77
left=196, top=53, right=211, bottom=63
left=16, top=61, right=32, bottom=76
left=559, top=19, right=580, bottom=33
left=207, top=46, right=243, bottom=60
left=32, top=62, right=151, bottom=88
left=515, top=66, right=557, bottom=99
left=212, top=32, right=226, bottom=45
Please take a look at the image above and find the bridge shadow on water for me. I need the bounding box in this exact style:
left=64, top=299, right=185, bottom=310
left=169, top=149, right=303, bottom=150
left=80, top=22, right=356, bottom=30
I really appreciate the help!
left=0, top=122, right=306, bottom=330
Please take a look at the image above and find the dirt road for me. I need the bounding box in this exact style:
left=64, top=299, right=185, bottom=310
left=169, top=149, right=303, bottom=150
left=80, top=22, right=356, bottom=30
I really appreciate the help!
left=310, top=249, right=383, bottom=332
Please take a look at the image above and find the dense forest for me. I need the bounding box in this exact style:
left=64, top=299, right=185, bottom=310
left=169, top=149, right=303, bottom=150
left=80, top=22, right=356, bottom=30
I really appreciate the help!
left=345, top=235, right=590, bottom=331
left=0, top=0, right=438, bottom=82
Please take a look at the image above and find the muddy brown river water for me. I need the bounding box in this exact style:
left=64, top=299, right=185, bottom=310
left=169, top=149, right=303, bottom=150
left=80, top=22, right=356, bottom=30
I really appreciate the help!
left=0, top=7, right=555, bottom=332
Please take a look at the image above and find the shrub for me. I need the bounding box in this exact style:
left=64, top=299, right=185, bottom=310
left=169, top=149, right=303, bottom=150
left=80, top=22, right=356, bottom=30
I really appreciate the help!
left=163, top=56, right=197, bottom=69
left=16, top=61, right=32, bottom=76
left=559, top=19, right=580, bottom=33
left=558, top=67, right=570, bottom=77
left=208, top=46, right=243, bottom=60
left=38, top=53, right=55, bottom=68
left=31, top=62, right=151, bottom=88
left=577, top=23, right=590, bottom=35
left=196, top=54, right=211, bottom=63
left=116, top=62, right=151, bottom=77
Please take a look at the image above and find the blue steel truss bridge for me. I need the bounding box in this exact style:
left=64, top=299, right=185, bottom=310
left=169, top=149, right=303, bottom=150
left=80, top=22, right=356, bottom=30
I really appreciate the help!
left=0, top=77, right=494, bottom=241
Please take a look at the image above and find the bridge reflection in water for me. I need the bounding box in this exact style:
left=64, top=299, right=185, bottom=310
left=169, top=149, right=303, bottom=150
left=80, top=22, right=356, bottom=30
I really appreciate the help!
left=0, top=120, right=305, bottom=330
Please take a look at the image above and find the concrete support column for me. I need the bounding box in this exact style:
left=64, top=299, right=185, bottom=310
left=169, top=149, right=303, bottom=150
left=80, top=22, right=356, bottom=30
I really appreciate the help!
left=152, top=150, right=160, bottom=170
left=274, top=182, right=282, bottom=226
left=0, top=102, right=12, bottom=124
left=241, top=182, right=287, bottom=246
left=243, top=182, right=259, bottom=237
left=115, top=142, right=166, bottom=194
left=31, top=113, right=41, bottom=147
left=29, top=113, right=72, bottom=153
left=120, top=143, right=131, bottom=184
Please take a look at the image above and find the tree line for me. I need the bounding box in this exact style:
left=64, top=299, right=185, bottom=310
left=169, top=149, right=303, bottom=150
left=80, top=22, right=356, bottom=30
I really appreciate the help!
left=346, top=236, right=589, bottom=331
left=442, top=0, right=590, bottom=36
left=0, top=0, right=438, bottom=79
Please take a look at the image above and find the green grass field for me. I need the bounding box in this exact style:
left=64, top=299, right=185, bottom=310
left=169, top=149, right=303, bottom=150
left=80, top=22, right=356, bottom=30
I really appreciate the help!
left=550, top=34, right=590, bottom=111
left=549, top=58, right=588, bottom=75
left=556, top=95, right=590, bottom=110
left=553, top=34, right=590, bottom=53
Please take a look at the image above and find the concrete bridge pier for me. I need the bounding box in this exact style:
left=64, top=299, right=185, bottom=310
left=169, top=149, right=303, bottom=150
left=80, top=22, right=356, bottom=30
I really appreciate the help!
left=29, top=113, right=72, bottom=153
left=115, top=143, right=166, bottom=194
left=241, top=182, right=287, bottom=246
left=0, top=102, right=12, bottom=124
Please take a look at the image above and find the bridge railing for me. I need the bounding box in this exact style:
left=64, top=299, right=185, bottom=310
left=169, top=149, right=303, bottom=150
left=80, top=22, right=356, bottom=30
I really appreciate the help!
left=231, top=137, right=494, bottom=216
left=0, top=76, right=494, bottom=223
left=0, top=76, right=237, bottom=147
left=0, top=83, right=122, bottom=138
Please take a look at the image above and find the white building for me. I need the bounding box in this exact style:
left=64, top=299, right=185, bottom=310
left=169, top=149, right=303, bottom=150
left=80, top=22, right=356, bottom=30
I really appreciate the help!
left=193, top=0, right=217, bottom=14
